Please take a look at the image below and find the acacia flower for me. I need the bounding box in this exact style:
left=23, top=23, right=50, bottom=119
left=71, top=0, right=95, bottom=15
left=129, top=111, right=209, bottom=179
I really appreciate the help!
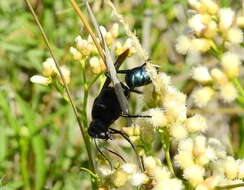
left=175, top=35, right=192, bottom=55
left=221, top=52, right=241, bottom=78
left=226, top=27, right=243, bottom=44
left=219, top=82, right=238, bottom=102
left=192, top=87, right=215, bottom=107
left=183, top=165, right=205, bottom=186
left=185, top=114, right=207, bottom=133
left=192, top=66, right=212, bottom=83
left=130, top=173, right=149, bottom=186
left=169, top=122, right=188, bottom=140
left=219, top=8, right=235, bottom=31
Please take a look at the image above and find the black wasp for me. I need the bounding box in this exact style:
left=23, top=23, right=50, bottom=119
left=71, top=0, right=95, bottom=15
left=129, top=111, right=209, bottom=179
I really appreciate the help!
left=88, top=50, right=152, bottom=140
left=88, top=50, right=152, bottom=167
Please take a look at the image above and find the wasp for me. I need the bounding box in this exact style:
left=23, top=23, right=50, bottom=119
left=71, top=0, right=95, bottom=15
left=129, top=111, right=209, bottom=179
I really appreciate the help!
left=88, top=50, right=151, bottom=168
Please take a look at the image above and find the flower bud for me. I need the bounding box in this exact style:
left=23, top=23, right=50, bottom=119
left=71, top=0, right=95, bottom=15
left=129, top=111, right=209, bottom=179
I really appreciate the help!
left=70, top=47, right=82, bottom=61
left=30, top=75, right=51, bottom=86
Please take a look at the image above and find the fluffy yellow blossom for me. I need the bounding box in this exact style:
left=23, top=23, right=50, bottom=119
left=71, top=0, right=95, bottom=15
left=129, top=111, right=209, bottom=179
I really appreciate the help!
left=226, top=27, right=243, bottom=44
left=169, top=122, right=188, bottom=140
left=219, top=82, right=237, bottom=102
left=111, top=169, right=128, bottom=187
left=204, top=20, right=218, bottom=38
left=223, top=156, right=239, bottom=179
left=192, top=66, right=212, bottom=83
left=237, top=16, right=244, bottom=27
left=140, top=108, right=168, bottom=128
left=183, top=165, right=205, bottom=186
left=219, top=8, right=235, bottom=31
left=185, top=114, right=208, bottom=133
left=238, top=160, right=244, bottom=178
left=175, top=150, right=194, bottom=169
left=164, top=87, right=187, bottom=122
left=175, top=35, right=192, bottom=55
left=121, top=163, right=137, bottom=174
left=178, top=138, right=194, bottom=153
left=221, top=52, right=241, bottom=78
left=210, top=68, right=228, bottom=86
left=192, top=87, right=215, bottom=107
left=152, top=166, right=171, bottom=182
left=152, top=178, right=184, bottom=190
left=192, top=38, right=212, bottom=52
left=188, top=14, right=206, bottom=34
left=201, top=0, right=219, bottom=15
left=193, top=135, right=206, bottom=156
left=130, top=173, right=149, bottom=186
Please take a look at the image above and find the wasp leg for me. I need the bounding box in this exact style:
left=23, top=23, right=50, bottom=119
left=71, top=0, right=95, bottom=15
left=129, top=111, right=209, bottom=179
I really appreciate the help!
left=103, top=147, right=126, bottom=162
left=94, top=139, right=113, bottom=170
left=109, top=128, right=145, bottom=171
left=117, top=70, right=130, bottom=74
left=120, top=113, right=152, bottom=118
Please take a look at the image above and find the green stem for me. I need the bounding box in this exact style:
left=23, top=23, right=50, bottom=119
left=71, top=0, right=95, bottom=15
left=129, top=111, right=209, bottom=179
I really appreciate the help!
left=80, top=167, right=99, bottom=179
left=232, top=78, right=244, bottom=98
left=160, top=129, right=175, bottom=176
left=164, top=142, right=175, bottom=176
left=20, top=138, right=31, bottom=190
left=80, top=64, right=98, bottom=189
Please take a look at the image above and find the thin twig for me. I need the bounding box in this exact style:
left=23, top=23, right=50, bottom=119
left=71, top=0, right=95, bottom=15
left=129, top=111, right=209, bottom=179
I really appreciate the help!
left=24, top=0, right=97, bottom=189
left=216, top=182, right=244, bottom=189
left=142, top=9, right=152, bottom=55
left=84, top=1, right=131, bottom=123
left=69, top=0, right=105, bottom=63
left=188, top=108, right=244, bottom=115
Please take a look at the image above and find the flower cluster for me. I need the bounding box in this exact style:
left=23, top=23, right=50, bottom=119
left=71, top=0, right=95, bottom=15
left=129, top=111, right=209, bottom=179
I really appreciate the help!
left=69, top=23, right=136, bottom=75
left=107, top=66, right=244, bottom=189
left=30, top=58, right=70, bottom=86
left=175, top=0, right=243, bottom=107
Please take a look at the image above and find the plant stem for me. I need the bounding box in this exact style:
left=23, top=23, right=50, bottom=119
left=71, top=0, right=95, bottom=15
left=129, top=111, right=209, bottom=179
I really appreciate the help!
left=20, top=138, right=31, bottom=190
left=24, top=0, right=97, bottom=189
left=216, top=182, right=244, bottom=189
left=164, top=141, right=175, bottom=176
left=232, top=78, right=244, bottom=98
left=160, top=129, right=175, bottom=176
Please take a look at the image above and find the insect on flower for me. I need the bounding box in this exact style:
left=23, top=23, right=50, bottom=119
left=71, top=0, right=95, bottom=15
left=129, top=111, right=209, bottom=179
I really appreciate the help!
left=88, top=50, right=151, bottom=168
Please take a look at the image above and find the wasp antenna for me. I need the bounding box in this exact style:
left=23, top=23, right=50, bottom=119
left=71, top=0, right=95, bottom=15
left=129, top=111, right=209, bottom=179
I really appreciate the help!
left=109, top=128, right=145, bottom=171
left=104, top=147, right=126, bottom=163
left=94, top=139, right=113, bottom=170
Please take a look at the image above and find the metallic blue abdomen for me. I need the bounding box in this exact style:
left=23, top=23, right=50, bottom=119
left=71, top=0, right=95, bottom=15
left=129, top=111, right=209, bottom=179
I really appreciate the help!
left=125, top=67, right=151, bottom=88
